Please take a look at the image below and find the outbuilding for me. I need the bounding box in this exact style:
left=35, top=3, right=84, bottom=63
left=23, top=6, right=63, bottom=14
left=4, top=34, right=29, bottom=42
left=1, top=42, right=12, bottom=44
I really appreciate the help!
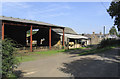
left=0, top=16, right=65, bottom=52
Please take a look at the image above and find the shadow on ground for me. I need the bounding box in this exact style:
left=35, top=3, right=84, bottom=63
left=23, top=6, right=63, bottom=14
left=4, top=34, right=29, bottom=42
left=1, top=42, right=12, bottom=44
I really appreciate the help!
left=13, top=70, right=26, bottom=78
left=64, top=48, right=91, bottom=54
left=60, top=48, right=120, bottom=77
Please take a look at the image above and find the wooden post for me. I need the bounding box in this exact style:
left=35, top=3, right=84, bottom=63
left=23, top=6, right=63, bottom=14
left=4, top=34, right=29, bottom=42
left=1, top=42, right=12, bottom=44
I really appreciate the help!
left=63, top=28, right=65, bottom=48
left=75, top=40, right=77, bottom=48
left=49, top=27, right=51, bottom=50
left=2, top=22, right=4, bottom=40
left=30, top=25, right=32, bottom=52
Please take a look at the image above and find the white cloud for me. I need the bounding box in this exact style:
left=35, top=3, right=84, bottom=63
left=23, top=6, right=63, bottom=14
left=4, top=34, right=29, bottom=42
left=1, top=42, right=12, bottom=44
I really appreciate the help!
left=25, top=3, right=71, bottom=19
left=2, top=2, right=30, bottom=8
left=31, top=4, right=71, bottom=14
left=2, top=2, right=71, bottom=19
left=2, top=2, right=31, bottom=15
left=40, top=12, right=70, bottom=18
left=25, top=11, right=70, bottom=20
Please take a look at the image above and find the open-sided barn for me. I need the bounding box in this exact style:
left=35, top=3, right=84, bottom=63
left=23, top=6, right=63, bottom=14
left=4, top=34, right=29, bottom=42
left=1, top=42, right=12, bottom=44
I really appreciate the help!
left=0, top=16, right=65, bottom=52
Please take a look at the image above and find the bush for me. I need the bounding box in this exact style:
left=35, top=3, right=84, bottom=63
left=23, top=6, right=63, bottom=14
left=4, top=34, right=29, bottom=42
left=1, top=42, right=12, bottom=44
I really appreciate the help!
left=2, top=39, right=19, bottom=77
left=98, top=38, right=120, bottom=48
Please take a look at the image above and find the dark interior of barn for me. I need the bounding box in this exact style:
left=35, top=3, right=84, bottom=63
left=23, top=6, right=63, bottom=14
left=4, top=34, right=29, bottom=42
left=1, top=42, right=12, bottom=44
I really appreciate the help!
left=4, top=22, right=61, bottom=47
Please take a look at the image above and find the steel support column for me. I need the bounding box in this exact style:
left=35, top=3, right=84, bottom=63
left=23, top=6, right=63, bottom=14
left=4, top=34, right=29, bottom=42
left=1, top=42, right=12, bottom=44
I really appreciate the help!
left=49, top=27, right=51, bottom=50
left=2, top=22, right=4, bottom=40
left=63, top=28, right=65, bottom=47
left=30, top=25, right=32, bottom=52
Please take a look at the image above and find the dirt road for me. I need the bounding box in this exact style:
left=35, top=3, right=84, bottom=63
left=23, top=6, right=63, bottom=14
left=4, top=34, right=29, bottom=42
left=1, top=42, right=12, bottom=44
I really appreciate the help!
left=16, top=48, right=120, bottom=77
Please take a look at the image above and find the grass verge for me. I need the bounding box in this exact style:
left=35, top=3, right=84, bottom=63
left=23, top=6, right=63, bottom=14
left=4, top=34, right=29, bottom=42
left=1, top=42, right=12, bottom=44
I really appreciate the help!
left=16, top=47, right=90, bottom=62
left=64, top=47, right=88, bottom=52
left=16, top=46, right=117, bottom=62
left=79, top=46, right=116, bottom=56
left=17, top=49, right=65, bottom=62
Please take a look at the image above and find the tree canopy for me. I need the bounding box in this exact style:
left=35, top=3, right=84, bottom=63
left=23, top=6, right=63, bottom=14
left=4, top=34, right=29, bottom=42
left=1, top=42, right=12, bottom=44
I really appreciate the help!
left=109, top=26, right=118, bottom=35
left=107, top=1, right=120, bottom=30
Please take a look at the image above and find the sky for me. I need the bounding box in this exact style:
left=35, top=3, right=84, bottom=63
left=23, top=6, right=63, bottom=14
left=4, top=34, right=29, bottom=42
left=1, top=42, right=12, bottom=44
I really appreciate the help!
left=1, top=2, right=115, bottom=34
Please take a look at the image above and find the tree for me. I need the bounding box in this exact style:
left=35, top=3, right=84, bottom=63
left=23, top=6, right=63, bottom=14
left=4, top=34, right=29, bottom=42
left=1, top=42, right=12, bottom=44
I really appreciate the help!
left=109, top=26, right=118, bottom=35
left=107, top=1, right=120, bottom=31
left=2, top=39, right=19, bottom=77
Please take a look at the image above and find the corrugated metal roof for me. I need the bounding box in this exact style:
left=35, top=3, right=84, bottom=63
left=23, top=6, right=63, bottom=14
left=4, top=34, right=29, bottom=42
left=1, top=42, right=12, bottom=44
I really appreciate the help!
left=0, top=16, right=64, bottom=28
left=58, top=33, right=88, bottom=39
left=52, top=27, right=77, bottom=34
left=0, top=16, right=80, bottom=35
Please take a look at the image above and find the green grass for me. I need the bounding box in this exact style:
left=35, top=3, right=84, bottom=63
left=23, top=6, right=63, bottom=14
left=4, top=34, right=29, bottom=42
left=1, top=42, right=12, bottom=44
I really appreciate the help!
left=17, top=47, right=88, bottom=62
left=34, top=49, right=65, bottom=55
left=17, top=55, right=37, bottom=62
left=64, top=47, right=88, bottom=52
left=79, top=46, right=115, bottom=56
left=17, top=49, right=65, bottom=62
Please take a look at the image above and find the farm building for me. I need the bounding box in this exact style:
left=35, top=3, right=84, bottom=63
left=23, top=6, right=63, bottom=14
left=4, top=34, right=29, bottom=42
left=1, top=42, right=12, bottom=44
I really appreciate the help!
left=0, top=16, right=65, bottom=52
left=0, top=16, right=88, bottom=51
left=53, top=27, right=88, bottom=49
left=82, top=32, right=109, bottom=45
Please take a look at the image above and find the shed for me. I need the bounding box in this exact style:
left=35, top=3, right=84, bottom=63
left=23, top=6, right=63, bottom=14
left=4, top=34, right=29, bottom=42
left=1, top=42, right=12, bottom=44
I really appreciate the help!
left=0, top=16, right=65, bottom=52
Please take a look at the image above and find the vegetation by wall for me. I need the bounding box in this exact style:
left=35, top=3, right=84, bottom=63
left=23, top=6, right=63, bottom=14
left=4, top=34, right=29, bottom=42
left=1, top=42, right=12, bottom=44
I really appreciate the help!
left=98, top=38, right=120, bottom=48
